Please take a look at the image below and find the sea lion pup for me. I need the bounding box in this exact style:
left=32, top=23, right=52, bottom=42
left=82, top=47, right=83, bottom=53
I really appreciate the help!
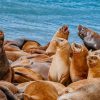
left=48, top=38, right=71, bottom=85
left=13, top=67, right=43, bottom=83
left=58, top=78, right=100, bottom=100
left=46, top=25, right=69, bottom=55
left=78, top=25, right=100, bottom=50
left=70, top=43, right=88, bottom=82
left=0, top=30, right=14, bottom=82
left=24, top=81, right=58, bottom=100
left=87, top=50, right=100, bottom=79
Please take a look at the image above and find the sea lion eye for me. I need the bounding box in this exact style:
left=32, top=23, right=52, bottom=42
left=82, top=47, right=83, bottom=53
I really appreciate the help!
left=91, top=56, right=97, bottom=60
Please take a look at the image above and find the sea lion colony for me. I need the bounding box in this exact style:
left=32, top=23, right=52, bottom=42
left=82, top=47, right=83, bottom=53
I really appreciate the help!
left=0, top=25, right=100, bottom=100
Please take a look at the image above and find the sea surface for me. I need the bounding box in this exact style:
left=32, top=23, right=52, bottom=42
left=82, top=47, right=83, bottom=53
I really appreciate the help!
left=0, top=0, right=100, bottom=45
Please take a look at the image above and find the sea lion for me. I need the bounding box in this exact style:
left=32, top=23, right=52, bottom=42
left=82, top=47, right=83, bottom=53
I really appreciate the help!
left=48, top=38, right=71, bottom=85
left=78, top=25, right=100, bottom=50
left=6, top=50, right=30, bottom=61
left=0, top=81, right=18, bottom=100
left=87, top=50, right=100, bottom=79
left=0, top=30, right=14, bottom=82
left=58, top=78, right=100, bottom=100
left=52, top=25, right=69, bottom=40
left=24, top=81, right=58, bottom=100
left=13, top=67, right=43, bottom=83
left=70, top=43, right=88, bottom=82
left=4, top=38, right=41, bottom=52
left=46, top=25, right=69, bottom=55
left=46, top=81, right=65, bottom=96
left=11, top=54, right=51, bottom=80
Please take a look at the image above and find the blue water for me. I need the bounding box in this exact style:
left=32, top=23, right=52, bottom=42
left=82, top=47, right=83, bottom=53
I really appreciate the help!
left=0, top=0, right=100, bottom=45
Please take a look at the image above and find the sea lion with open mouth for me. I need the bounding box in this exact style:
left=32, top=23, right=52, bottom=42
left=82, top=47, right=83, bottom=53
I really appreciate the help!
left=78, top=25, right=100, bottom=50
left=0, top=30, right=14, bottom=82
left=46, top=25, right=69, bottom=55
left=87, top=50, right=100, bottom=79
left=70, top=43, right=88, bottom=82
left=48, top=38, right=71, bottom=85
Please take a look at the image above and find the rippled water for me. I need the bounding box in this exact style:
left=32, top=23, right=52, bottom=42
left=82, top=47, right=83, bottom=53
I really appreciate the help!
left=0, top=0, right=100, bottom=45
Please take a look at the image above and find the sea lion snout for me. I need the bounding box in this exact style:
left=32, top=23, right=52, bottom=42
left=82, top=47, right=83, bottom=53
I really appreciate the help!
left=78, top=25, right=88, bottom=39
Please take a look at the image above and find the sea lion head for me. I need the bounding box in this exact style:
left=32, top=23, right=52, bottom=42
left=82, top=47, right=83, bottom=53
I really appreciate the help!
left=78, top=25, right=94, bottom=39
left=55, top=38, right=71, bottom=57
left=87, top=50, right=100, bottom=68
left=53, top=25, right=69, bottom=40
left=71, top=43, right=88, bottom=57
left=56, top=38, right=71, bottom=51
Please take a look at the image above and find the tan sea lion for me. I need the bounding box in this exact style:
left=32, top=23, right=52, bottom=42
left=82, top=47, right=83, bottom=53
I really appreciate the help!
left=13, top=67, right=43, bottom=83
left=58, top=78, right=100, bottom=100
left=87, top=50, right=100, bottom=79
left=70, top=43, right=88, bottom=82
left=0, top=30, right=14, bottom=82
left=48, top=38, right=71, bottom=85
left=46, top=25, right=69, bottom=55
left=24, top=81, right=58, bottom=100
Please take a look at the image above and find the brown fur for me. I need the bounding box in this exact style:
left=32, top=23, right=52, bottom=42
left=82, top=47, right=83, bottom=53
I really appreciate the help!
left=13, top=67, right=43, bottom=83
left=78, top=25, right=100, bottom=50
left=0, top=31, right=14, bottom=82
left=6, top=50, right=30, bottom=61
left=48, top=38, right=71, bottom=85
left=24, top=81, right=58, bottom=100
left=58, top=78, right=100, bottom=100
left=22, top=41, right=40, bottom=51
left=87, top=50, right=100, bottom=79
left=70, top=43, right=88, bottom=82
left=11, top=54, right=51, bottom=80
left=46, top=25, right=69, bottom=55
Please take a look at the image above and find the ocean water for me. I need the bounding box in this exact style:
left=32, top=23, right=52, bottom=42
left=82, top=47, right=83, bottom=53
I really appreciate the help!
left=0, top=0, right=100, bottom=45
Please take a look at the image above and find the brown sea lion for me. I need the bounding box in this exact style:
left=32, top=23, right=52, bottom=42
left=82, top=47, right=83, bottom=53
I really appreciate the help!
left=52, top=25, right=69, bottom=40
left=70, top=43, right=88, bottom=82
left=13, top=67, right=43, bottom=83
left=0, top=30, right=14, bottom=82
left=48, top=38, right=71, bottom=85
left=46, top=81, right=65, bottom=96
left=0, top=81, right=19, bottom=100
left=6, top=50, right=30, bottom=61
left=78, top=25, right=100, bottom=50
left=11, top=54, right=51, bottom=80
left=46, top=25, right=69, bottom=55
left=87, top=50, right=100, bottom=79
left=4, top=38, right=41, bottom=52
left=58, top=78, right=100, bottom=100
left=24, top=81, right=58, bottom=100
